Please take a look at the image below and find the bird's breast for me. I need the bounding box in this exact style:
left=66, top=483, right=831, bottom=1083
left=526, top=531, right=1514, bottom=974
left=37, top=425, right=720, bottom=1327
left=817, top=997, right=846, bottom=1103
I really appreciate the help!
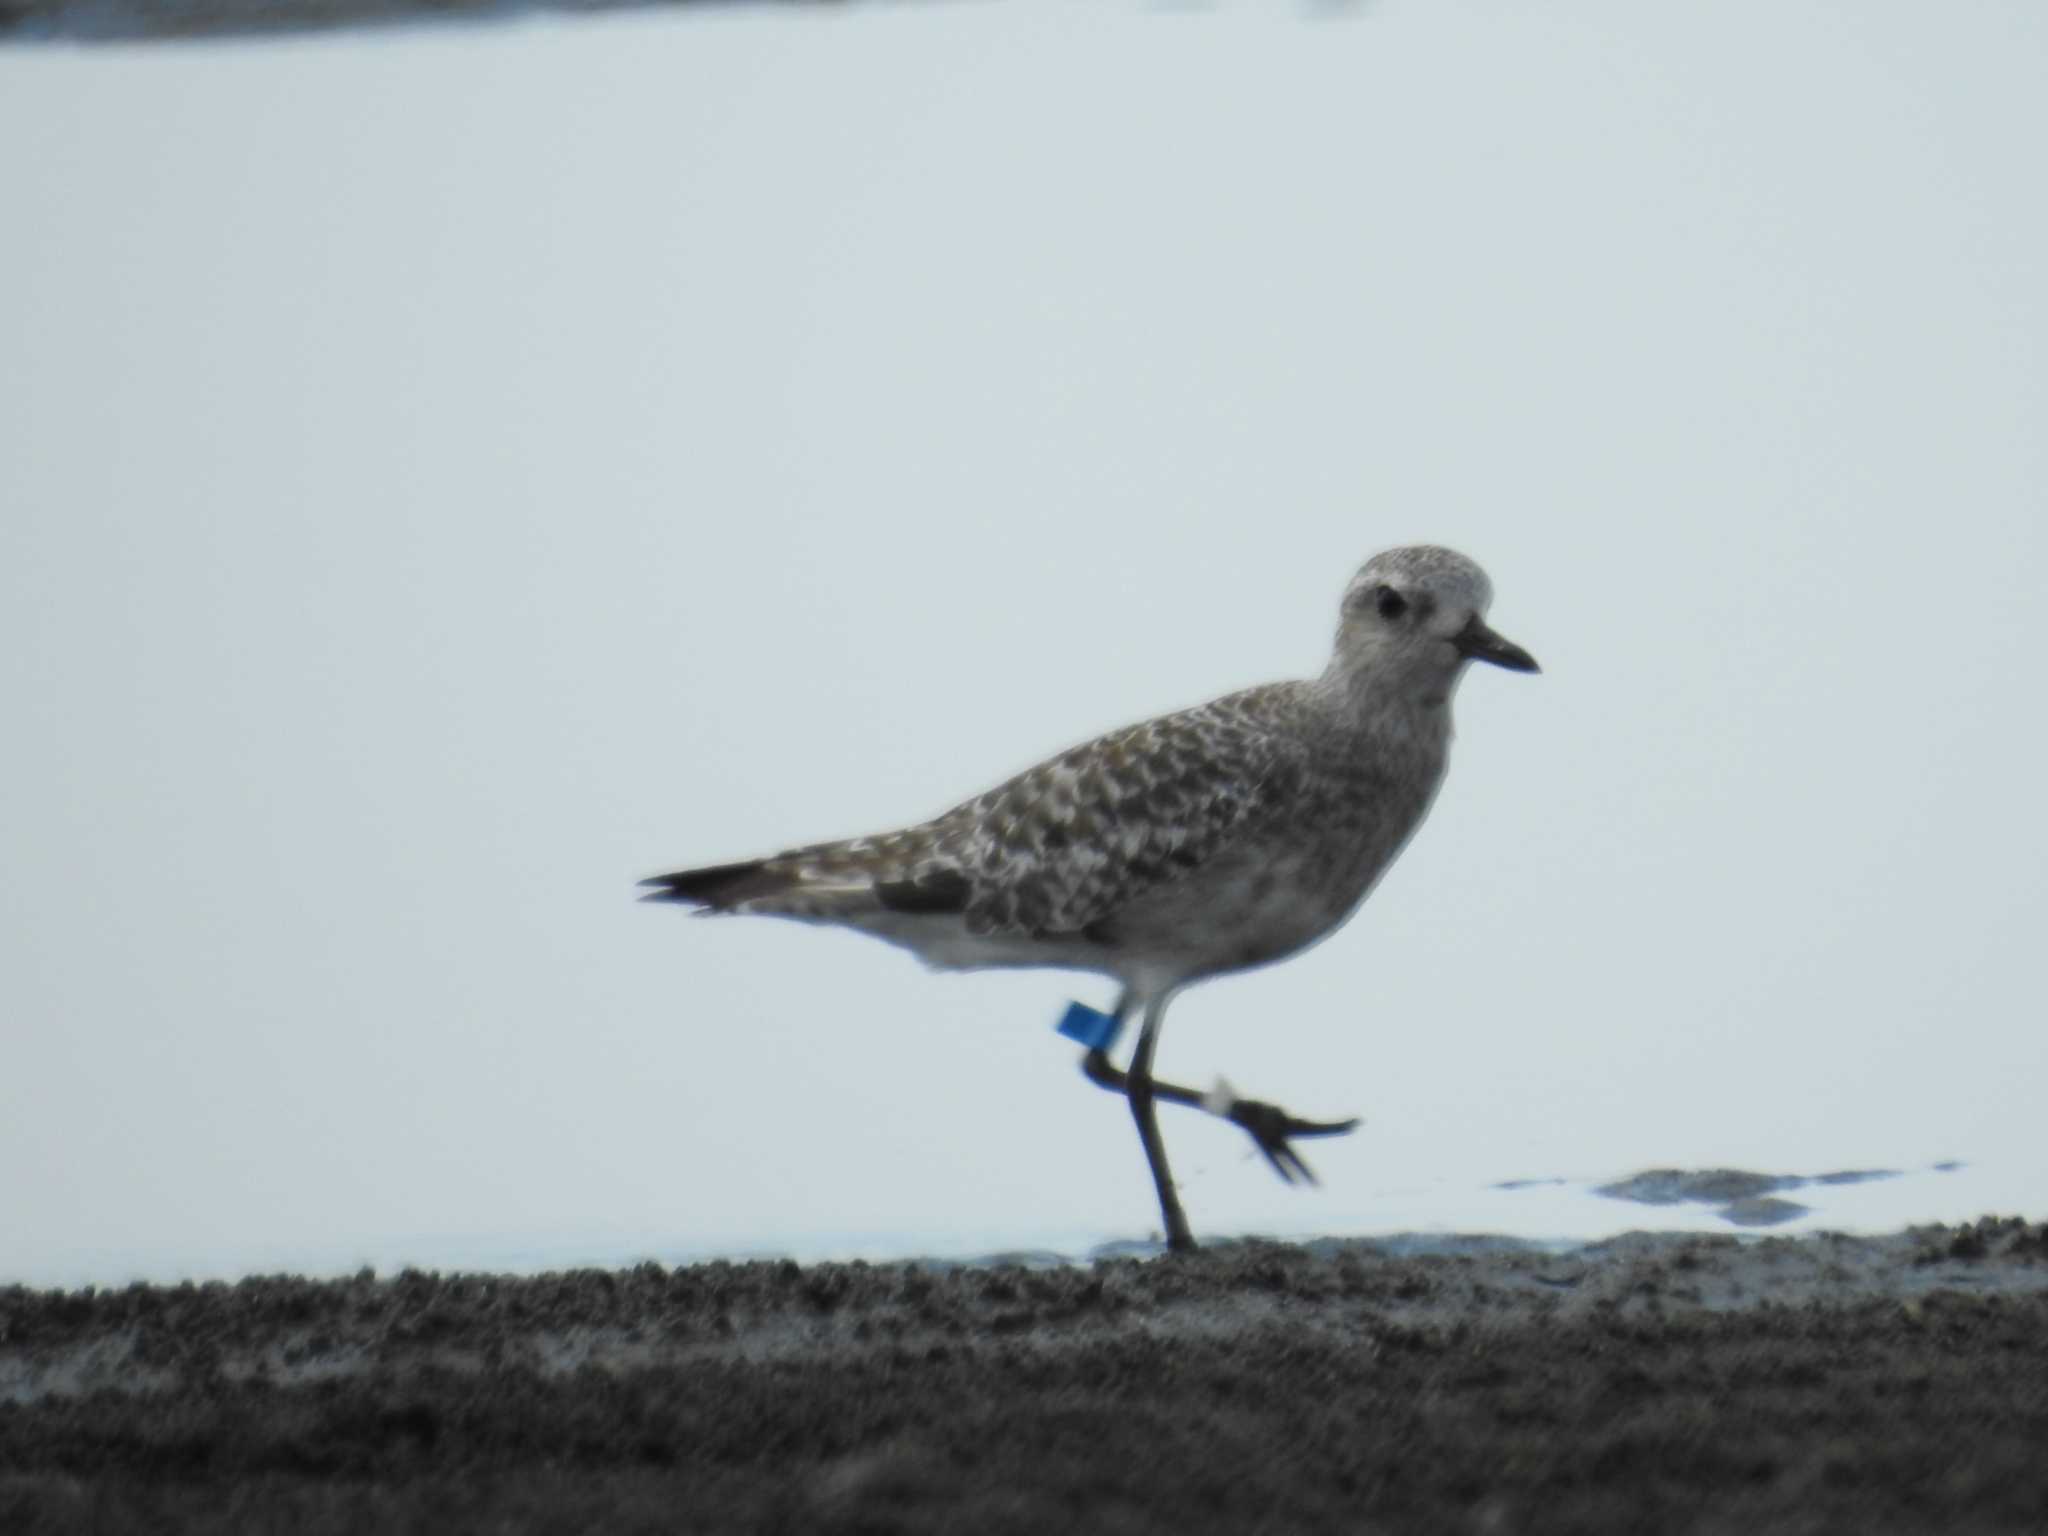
left=1121, top=731, right=1448, bottom=981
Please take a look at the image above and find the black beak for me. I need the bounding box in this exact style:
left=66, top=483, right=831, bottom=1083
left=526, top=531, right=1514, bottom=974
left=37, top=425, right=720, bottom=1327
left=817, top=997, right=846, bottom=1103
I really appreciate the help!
left=1452, top=614, right=1540, bottom=673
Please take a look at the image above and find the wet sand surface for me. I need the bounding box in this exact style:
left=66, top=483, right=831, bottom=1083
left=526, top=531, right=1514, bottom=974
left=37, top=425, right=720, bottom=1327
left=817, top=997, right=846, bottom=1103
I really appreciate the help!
left=5, top=1218, right=2047, bottom=1533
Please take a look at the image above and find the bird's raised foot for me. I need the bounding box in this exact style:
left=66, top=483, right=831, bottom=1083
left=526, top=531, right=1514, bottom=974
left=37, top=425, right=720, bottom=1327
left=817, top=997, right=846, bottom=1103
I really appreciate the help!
left=1080, top=1048, right=1359, bottom=1186
left=1204, top=1080, right=1361, bottom=1186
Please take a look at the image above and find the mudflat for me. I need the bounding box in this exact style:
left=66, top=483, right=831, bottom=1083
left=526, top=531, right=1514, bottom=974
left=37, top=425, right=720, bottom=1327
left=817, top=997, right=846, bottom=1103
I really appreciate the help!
left=5, top=1219, right=2047, bottom=1533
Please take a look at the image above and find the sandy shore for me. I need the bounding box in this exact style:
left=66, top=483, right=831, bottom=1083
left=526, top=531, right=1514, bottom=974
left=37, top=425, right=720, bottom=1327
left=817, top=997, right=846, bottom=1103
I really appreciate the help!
left=4, top=1218, right=2047, bottom=1533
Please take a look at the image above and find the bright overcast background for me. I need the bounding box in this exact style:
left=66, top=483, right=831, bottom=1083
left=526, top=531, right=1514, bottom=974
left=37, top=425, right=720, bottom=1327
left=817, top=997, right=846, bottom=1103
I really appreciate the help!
left=4, top=2, right=2044, bottom=1287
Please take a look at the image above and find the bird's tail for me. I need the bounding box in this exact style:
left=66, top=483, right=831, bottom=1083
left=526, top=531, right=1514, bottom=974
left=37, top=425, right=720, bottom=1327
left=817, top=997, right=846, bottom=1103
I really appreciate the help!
left=638, top=859, right=801, bottom=912
left=640, top=836, right=971, bottom=922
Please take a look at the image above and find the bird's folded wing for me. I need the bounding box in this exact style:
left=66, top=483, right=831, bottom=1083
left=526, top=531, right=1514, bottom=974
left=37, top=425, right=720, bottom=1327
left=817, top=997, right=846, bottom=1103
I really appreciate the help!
left=929, top=691, right=1312, bottom=938
left=645, top=689, right=1311, bottom=932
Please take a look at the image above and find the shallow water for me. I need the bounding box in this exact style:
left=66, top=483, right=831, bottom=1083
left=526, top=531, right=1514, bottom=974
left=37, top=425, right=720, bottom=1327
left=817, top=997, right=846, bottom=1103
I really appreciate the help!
left=6, top=0, right=2045, bottom=1319
left=13, top=1157, right=2002, bottom=1289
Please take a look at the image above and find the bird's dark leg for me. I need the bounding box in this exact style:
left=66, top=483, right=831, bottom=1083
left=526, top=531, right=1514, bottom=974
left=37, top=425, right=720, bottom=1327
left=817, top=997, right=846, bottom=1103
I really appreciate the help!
left=1081, top=1015, right=1360, bottom=1189
left=1123, top=992, right=1197, bottom=1254
left=1081, top=1047, right=1209, bottom=1113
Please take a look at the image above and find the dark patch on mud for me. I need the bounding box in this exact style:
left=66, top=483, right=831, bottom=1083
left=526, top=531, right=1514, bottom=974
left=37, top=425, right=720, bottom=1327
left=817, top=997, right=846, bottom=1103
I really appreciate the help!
left=4, top=1218, right=2048, bottom=1533
left=1717, top=1195, right=1811, bottom=1227
left=1592, top=1165, right=1907, bottom=1227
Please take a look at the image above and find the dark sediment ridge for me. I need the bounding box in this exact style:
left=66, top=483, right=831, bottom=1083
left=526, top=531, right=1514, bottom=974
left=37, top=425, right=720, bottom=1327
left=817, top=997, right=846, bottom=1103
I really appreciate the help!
left=5, top=1218, right=2048, bottom=1533
left=3, top=0, right=761, bottom=45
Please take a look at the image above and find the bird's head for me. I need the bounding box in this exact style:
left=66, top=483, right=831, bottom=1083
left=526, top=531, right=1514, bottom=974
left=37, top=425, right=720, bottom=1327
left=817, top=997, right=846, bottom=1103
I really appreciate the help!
left=1331, top=545, right=1539, bottom=702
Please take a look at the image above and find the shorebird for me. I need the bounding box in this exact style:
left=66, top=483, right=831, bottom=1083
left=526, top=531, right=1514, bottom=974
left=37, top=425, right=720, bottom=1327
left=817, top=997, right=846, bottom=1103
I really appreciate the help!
left=643, top=546, right=1538, bottom=1251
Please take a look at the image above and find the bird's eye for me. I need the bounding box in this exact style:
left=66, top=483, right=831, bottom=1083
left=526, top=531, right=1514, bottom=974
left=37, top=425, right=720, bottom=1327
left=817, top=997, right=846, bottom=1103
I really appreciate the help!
left=1374, top=586, right=1408, bottom=620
